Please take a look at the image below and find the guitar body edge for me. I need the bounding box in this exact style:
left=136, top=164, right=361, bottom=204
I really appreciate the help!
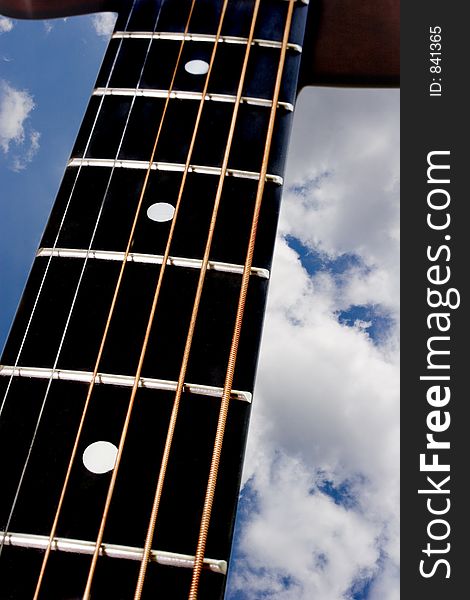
left=0, top=0, right=118, bottom=19
left=300, top=0, right=399, bottom=89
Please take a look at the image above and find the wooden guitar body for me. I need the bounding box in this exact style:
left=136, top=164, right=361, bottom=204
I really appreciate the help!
left=0, top=0, right=116, bottom=19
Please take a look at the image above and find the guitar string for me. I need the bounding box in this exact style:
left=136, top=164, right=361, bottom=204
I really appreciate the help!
left=0, top=0, right=143, bottom=557
left=30, top=0, right=202, bottom=596
left=81, top=0, right=233, bottom=597
left=0, top=0, right=139, bottom=424
left=188, top=1, right=296, bottom=596
left=29, top=0, right=235, bottom=596
left=0, top=0, right=170, bottom=560
left=2, top=0, right=290, bottom=596
left=133, top=0, right=263, bottom=596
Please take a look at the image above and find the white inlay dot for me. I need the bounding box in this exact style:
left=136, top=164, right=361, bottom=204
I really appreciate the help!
left=147, top=202, right=175, bottom=222
left=83, top=441, right=118, bottom=474
left=185, top=59, right=209, bottom=75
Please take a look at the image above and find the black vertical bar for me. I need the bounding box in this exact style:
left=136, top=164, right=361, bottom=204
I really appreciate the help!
left=402, top=2, right=470, bottom=598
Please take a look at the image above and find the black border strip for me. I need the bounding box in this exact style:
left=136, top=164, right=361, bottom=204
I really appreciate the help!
left=401, top=2, right=469, bottom=597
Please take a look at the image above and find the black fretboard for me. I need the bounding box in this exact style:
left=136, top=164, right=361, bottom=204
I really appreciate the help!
left=0, top=0, right=310, bottom=597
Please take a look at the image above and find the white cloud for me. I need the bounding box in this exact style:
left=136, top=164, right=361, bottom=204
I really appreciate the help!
left=227, top=89, right=399, bottom=599
left=282, top=88, right=400, bottom=319
left=0, top=80, right=35, bottom=152
left=0, top=80, right=39, bottom=169
left=91, top=13, right=117, bottom=37
left=11, top=129, right=40, bottom=171
left=0, top=16, right=14, bottom=33
left=231, top=456, right=381, bottom=600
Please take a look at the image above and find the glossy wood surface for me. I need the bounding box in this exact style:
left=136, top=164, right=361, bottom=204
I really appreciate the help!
left=300, top=0, right=399, bottom=87
left=0, top=0, right=118, bottom=18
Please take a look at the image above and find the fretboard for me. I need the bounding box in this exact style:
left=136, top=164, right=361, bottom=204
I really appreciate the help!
left=0, top=0, right=310, bottom=597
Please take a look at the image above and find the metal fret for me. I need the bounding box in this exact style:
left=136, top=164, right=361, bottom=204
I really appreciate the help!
left=93, top=87, right=294, bottom=112
left=0, top=365, right=252, bottom=403
left=112, top=31, right=303, bottom=53
left=0, top=531, right=227, bottom=575
left=37, top=248, right=270, bottom=279
left=67, top=158, right=284, bottom=186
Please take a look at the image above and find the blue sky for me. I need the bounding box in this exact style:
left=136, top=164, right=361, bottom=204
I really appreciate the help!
left=0, top=10, right=399, bottom=600
left=1, top=15, right=109, bottom=345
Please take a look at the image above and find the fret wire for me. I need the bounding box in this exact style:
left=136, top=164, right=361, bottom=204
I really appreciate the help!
left=0, top=0, right=143, bottom=562
left=31, top=0, right=184, bottom=595
left=0, top=365, right=252, bottom=403
left=188, top=2, right=297, bottom=597
left=67, top=157, right=284, bottom=186
left=1, top=531, right=227, bottom=574
left=93, top=86, right=294, bottom=111
left=135, top=0, right=264, bottom=595
left=82, top=1, right=234, bottom=596
left=37, top=247, right=270, bottom=279
left=112, top=30, right=303, bottom=53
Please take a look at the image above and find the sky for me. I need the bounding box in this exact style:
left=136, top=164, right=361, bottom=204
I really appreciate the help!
left=0, top=9, right=399, bottom=600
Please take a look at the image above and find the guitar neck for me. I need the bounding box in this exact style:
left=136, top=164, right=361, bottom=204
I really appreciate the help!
left=0, top=0, right=310, bottom=597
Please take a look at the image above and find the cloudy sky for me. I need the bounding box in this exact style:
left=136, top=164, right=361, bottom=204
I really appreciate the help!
left=0, top=10, right=399, bottom=600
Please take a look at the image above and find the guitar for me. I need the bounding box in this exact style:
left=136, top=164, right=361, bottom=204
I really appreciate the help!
left=0, top=1, right=398, bottom=598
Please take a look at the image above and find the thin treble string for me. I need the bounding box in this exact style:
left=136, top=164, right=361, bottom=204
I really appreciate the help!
left=133, top=0, right=263, bottom=596
left=0, top=0, right=141, bottom=558
left=81, top=1, right=232, bottom=598
left=1, top=0, right=168, bottom=562
left=0, top=0, right=139, bottom=425
left=188, top=1, right=296, bottom=597
left=31, top=1, right=199, bottom=597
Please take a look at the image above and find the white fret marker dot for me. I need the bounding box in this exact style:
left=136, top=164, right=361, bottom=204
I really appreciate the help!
left=147, top=202, right=175, bottom=222
left=185, top=59, right=209, bottom=75
left=82, top=441, right=118, bottom=474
